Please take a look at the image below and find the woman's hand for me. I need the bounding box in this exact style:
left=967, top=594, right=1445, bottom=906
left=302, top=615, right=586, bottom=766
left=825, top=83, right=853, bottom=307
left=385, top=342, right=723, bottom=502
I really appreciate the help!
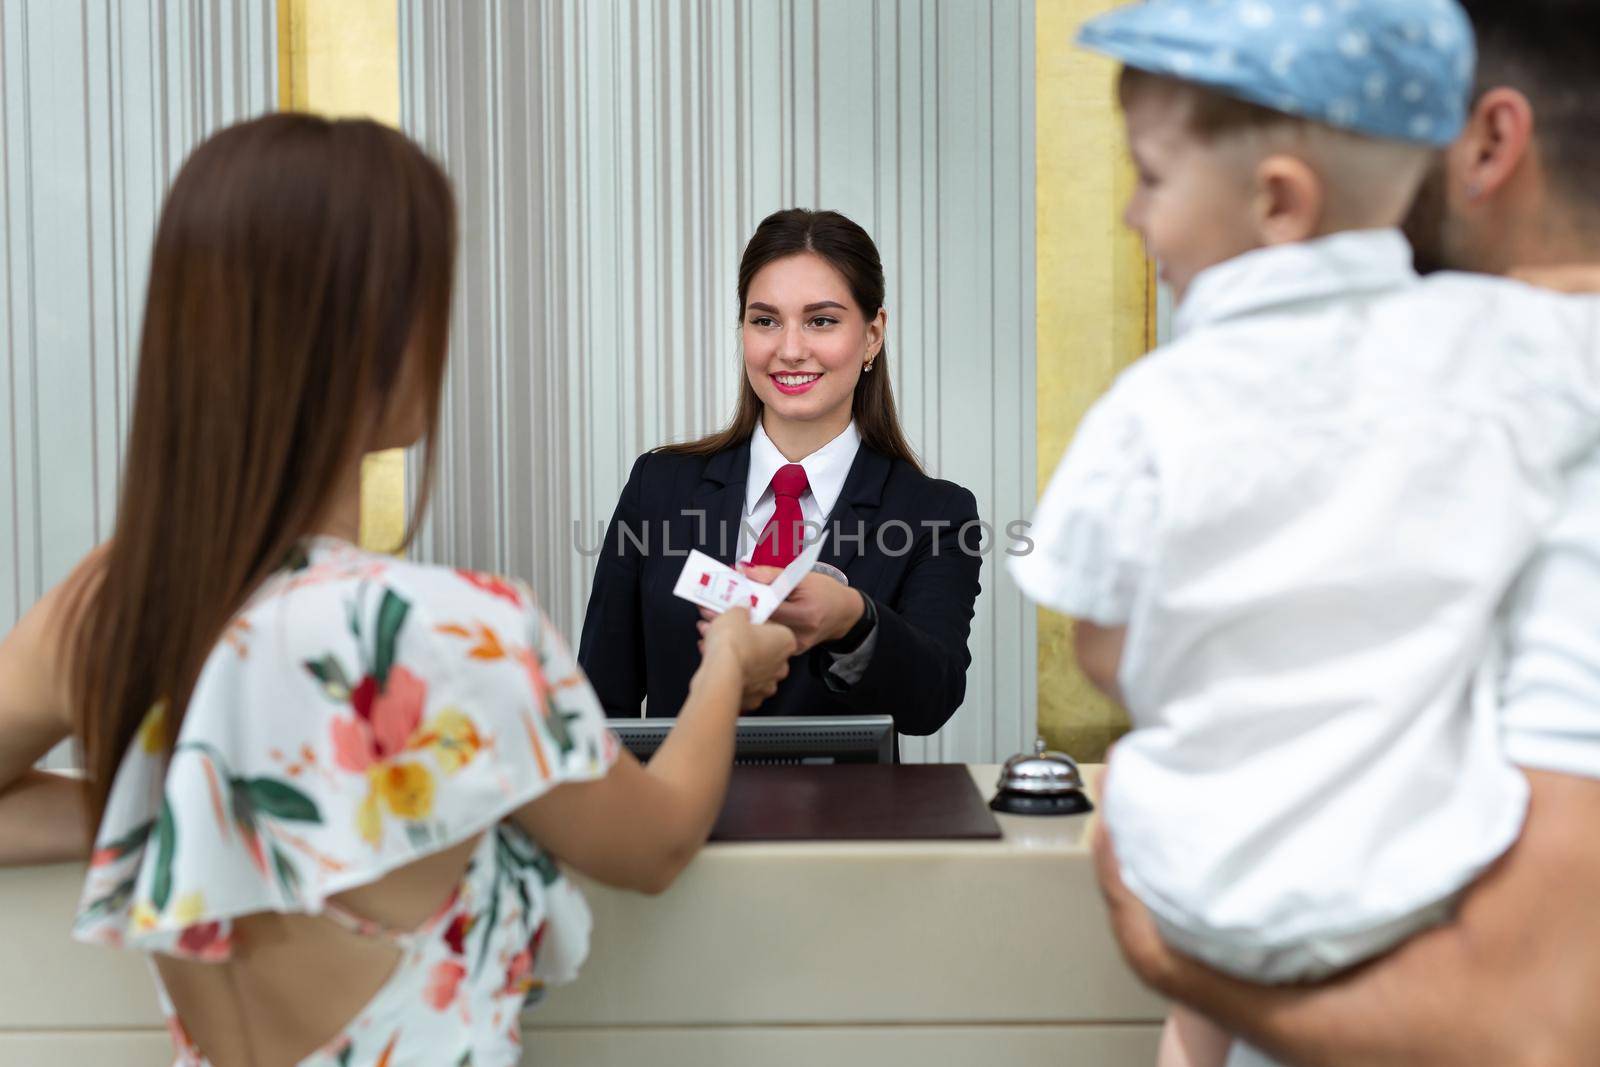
left=700, top=608, right=800, bottom=710
left=699, top=566, right=865, bottom=655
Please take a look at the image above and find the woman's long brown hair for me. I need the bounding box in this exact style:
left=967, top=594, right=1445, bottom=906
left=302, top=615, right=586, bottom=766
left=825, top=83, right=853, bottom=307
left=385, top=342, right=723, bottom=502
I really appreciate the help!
left=66, top=114, right=457, bottom=830
left=661, top=208, right=923, bottom=471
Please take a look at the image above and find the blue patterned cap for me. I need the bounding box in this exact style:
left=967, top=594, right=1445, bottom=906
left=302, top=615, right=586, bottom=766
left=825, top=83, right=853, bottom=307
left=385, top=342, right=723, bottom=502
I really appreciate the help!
left=1078, top=0, right=1476, bottom=146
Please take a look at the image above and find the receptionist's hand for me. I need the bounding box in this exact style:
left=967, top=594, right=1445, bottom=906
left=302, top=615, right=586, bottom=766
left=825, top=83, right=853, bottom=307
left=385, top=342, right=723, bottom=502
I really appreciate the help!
left=697, top=565, right=865, bottom=655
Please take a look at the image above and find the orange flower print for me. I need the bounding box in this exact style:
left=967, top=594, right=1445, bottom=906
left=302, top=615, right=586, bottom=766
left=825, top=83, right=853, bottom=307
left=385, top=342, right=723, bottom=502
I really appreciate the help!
left=516, top=648, right=551, bottom=704
left=516, top=647, right=580, bottom=757
left=331, top=667, right=428, bottom=773
left=419, top=709, right=483, bottom=774
left=372, top=763, right=435, bottom=820
left=424, top=959, right=467, bottom=1012
left=501, top=921, right=548, bottom=999
left=307, top=588, right=448, bottom=845
left=222, top=617, right=253, bottom=658
left=456, top=568, right=524, bottom=607
left=500, top=946, right=536, bottom=999
left=435, top=621, right=507, bottom=660
left=467, top=626, right=506, bottom=661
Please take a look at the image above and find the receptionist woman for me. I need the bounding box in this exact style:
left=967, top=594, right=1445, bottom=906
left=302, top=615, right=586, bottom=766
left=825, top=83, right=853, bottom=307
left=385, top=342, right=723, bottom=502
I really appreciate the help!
left=578, top=209, right=982, bottom=737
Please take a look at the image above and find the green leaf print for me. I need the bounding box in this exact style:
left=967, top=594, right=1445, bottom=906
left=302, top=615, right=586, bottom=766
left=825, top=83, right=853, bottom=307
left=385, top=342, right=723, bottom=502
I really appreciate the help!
left=150, top=800, right=177, bottom=912
left=530, top=849, right=561, bottom=888
left=511, top=874, right=532, bottom=920
left=372, top=590, right=410, bottom=687
left=80, top=876, right=138, bottom=921
left=303, top=655, right=352, bottom=701
left=98, top=819, right=155, bottom=862
left=244, top=779, right=323, bottom=823
left=474, top=884, right=502, bottom=978
left=230, top=779, right=258, bottom=833
left=270, top=845, right=301, bottom=899
left=546, top=707, right=580, bottom=756
left=496, top=825, right=562, bottom=891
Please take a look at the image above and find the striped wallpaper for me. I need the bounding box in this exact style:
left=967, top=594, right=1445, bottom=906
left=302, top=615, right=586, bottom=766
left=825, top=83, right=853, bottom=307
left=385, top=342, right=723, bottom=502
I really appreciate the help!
left=399, top=0, right=1039, bottom=763
left=0, top=0, right=277, bottom=633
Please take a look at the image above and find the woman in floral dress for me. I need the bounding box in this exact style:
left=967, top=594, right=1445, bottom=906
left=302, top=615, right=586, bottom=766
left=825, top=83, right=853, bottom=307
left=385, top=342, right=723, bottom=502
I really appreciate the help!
left=0, top=114, right=796, bottom=1066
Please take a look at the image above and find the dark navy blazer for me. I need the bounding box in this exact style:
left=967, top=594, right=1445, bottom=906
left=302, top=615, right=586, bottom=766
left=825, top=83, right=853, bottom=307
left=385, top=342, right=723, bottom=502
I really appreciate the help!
left=576, top=440, right=982, bottom=736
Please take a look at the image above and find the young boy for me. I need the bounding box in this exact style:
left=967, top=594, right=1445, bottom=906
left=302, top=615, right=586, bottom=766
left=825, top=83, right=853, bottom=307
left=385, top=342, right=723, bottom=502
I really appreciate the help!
left=1010, top=3, right=1600, bottom=1066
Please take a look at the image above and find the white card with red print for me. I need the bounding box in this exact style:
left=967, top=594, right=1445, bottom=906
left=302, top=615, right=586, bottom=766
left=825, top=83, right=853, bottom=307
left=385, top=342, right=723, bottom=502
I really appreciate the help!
left=672, top=538, right=825, bottom=624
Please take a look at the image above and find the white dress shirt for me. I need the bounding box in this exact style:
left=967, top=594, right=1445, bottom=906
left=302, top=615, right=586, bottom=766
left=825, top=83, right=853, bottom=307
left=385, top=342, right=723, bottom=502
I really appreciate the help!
left=738, top=419, right=861, bottom=562
left=1011, top=230, right=1600, bottom=983
left=741, top=419, right=878, bottom=685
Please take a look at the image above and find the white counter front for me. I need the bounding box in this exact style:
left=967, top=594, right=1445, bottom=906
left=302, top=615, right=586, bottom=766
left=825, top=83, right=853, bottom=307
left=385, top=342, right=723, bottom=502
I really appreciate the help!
left=0, top=766, right=1164, bottom=1066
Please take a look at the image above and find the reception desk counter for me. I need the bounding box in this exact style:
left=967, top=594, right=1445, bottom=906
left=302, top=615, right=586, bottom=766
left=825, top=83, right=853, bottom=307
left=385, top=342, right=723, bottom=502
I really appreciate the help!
left=0, top=766, right=1164, bottom=1066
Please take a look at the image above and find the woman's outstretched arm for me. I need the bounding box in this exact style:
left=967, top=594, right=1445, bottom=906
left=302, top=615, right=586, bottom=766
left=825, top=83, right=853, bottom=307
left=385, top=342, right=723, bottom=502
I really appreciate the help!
left=0, top=564, right=90, bottom=866
left=521, top=608, right=798, bottom=894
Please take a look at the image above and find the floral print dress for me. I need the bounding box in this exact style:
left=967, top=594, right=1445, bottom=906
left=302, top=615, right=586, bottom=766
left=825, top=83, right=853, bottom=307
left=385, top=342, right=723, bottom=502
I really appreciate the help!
left=73, top=538, right=620, bottom=1066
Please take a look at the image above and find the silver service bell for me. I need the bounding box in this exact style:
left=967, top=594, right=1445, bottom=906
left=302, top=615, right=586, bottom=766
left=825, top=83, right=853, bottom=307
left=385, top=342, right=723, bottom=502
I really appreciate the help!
left=989, top=738, right=1094, bottom=816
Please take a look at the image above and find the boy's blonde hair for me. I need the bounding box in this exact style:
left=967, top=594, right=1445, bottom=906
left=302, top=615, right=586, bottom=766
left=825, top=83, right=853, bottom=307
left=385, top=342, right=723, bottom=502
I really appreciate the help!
left=1119, top=67, right=1433, bottom=232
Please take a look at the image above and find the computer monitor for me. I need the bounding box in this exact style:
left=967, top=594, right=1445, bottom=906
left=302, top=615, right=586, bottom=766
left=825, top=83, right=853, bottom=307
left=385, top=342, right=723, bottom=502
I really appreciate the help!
left=606, top=715, right=896, bottom=765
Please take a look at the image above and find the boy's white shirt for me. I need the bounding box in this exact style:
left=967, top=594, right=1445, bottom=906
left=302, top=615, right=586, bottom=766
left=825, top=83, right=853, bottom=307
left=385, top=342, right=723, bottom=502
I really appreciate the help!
left=1500, top=448, right=1600, bottom=778
left=1010, top=229, right=1600, bottom=965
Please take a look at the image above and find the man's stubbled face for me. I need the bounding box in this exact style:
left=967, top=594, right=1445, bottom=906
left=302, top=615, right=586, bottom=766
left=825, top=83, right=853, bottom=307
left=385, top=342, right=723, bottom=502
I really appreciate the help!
left=1402, top=155, right=1453, bottom=276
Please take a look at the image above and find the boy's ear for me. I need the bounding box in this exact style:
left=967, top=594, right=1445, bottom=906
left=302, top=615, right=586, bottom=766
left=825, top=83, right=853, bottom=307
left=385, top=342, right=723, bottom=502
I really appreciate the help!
left=1253, top=154, right=1324, bottom=245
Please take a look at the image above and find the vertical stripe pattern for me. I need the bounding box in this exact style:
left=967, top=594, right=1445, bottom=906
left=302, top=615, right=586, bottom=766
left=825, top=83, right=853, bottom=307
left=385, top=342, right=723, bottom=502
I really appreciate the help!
left=0, top=0, right=276, bottom=635
left=399, top=0, right=1036, bottom=764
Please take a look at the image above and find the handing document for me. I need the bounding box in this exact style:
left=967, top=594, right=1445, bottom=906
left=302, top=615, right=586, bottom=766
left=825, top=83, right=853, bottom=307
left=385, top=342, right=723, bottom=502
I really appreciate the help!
left=672, top=537, right=826, bottom=624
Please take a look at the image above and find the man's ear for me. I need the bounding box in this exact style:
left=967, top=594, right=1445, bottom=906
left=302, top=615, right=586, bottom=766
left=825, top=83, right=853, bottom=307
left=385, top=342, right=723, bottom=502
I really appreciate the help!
left=1456, top=87, right=1535, bottom=204
left=1253, top=154, right=1324, bottom=244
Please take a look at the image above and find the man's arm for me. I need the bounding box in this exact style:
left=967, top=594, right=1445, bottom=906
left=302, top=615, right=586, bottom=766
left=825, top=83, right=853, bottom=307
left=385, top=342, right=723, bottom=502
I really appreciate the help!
left=1096, top=769, right=1600, bottom=1067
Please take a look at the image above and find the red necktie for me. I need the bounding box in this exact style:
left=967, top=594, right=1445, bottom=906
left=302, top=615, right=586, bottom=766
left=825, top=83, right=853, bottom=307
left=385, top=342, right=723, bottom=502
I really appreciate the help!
left=749, top=463, right=810, bottom=568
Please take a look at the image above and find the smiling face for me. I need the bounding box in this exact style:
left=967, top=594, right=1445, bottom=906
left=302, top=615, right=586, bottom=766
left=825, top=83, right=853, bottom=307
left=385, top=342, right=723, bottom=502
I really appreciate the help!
left=741, top=251, right=884, bottom=436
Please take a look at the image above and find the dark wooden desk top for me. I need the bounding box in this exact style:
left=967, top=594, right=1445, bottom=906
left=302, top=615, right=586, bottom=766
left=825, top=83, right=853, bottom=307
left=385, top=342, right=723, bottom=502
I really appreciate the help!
left=709, top=763, right=1003, bottom=842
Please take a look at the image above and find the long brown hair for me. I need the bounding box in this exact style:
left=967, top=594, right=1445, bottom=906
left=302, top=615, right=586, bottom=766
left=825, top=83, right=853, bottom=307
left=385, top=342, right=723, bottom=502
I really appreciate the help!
left=662, top=208, right=923, bottom=471
left=66, top=114, right=457, bottom=828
